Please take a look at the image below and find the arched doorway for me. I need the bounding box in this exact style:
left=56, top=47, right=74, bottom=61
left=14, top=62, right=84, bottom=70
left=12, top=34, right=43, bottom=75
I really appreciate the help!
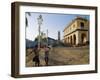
left=73, top=34, right=76, bottom=45
left=81, top=33, right=87, bottom=44
left=68, top=37, right=69, bottom=43
left=70, top=36, right=72, bottom=44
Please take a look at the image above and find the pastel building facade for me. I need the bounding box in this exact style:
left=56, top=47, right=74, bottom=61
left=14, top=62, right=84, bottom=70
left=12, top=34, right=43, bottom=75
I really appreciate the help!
left=63, top=17, right=89, bottom=46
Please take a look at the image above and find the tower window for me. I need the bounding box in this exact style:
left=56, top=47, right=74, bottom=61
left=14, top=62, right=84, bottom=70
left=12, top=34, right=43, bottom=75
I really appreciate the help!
left=80, top=22, right=84, bottom=28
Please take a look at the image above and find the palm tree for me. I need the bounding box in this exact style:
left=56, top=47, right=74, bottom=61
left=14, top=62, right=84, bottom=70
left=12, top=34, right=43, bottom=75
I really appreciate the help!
left=25, top=12, right=31, bottom=27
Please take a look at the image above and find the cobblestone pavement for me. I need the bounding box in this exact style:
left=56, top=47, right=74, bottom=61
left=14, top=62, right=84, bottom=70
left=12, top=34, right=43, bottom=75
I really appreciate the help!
left=26, top=46, right=89, bottom=67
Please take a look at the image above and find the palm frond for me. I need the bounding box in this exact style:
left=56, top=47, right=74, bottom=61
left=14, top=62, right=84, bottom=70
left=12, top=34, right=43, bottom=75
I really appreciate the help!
left=25, top=17, right=28, bottom=27
left=25, top=12, right=31, bottom=27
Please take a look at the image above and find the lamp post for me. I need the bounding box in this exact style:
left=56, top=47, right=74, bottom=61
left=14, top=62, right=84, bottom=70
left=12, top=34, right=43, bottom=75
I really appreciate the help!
left=47, top=29, right=48, bottom=46
left=37, top=15, right=43, bottom=48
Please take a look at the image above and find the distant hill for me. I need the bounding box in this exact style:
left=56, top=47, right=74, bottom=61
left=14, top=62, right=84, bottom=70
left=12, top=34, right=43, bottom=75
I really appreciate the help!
left=26, top=39, right=38, bottom=48
left=26, top=37, right=65, bottom=48
left=26, top=37, right=57, bottom=48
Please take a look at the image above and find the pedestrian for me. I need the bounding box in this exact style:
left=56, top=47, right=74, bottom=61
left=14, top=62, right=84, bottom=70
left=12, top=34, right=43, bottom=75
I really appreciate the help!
left=32, top=45, right=40, bottom=67
left=44, top=45, right=50, bottom=66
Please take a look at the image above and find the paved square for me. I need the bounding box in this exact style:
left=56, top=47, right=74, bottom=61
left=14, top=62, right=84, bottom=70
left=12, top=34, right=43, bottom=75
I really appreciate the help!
left=26, top=46, right=89, bottom=67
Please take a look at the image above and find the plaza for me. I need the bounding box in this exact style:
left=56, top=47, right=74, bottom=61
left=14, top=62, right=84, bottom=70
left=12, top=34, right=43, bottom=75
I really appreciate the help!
left=26, top=46, right=89, bottom=67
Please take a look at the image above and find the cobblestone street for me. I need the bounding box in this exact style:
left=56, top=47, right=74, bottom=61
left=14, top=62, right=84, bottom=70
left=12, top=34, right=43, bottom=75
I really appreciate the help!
left=26, top=46, right=89, bottom=67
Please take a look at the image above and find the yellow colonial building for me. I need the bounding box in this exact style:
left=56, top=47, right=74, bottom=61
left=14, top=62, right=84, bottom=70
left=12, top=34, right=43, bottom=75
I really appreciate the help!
left=63, top=17, right=89, bottom=46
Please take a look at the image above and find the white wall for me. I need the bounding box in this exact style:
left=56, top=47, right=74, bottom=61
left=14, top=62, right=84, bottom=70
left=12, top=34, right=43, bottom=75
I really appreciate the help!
left=0, top=0, right=99, bottom=80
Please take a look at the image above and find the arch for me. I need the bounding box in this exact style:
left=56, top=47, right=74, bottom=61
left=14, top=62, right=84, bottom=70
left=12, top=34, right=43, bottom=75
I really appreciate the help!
left=70, top=36, right=72, bottom=44
left=73, top=34, right=76, bottom=45
left=68, top=37, right=69, bottom=43
left=81, top=33, right=87, bottom=44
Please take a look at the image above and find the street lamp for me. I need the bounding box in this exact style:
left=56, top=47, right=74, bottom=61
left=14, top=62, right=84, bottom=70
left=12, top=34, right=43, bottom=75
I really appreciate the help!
left=37, top=15, right=43, bottom=48
left=47, top=29, right=48, bottom=46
